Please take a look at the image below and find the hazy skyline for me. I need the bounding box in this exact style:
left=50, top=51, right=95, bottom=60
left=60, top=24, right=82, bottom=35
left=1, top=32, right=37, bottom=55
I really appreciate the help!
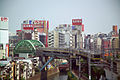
left=0, top=0, right=120, bottom=34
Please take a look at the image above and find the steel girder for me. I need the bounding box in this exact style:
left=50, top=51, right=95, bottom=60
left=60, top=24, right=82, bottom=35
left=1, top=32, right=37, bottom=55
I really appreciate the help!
left=14, top=40, right=45, bottom=54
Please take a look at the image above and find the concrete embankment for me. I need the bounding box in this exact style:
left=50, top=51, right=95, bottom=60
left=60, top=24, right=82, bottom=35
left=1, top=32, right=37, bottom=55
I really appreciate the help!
left=27, top=67, right=59, bottom=80
left=27, top=72, right=41, bottom=80
left=47, top=67, right=60, bottom=77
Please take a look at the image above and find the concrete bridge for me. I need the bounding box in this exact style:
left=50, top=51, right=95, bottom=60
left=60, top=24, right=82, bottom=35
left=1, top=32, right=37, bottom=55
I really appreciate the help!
left=13, top=40, right=120, bottom=80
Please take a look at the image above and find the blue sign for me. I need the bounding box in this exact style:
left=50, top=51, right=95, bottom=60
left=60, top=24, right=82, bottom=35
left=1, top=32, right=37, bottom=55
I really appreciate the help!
left=72, top=26, right=75, bottom=30
left=29, top=20, right=32, bottom=24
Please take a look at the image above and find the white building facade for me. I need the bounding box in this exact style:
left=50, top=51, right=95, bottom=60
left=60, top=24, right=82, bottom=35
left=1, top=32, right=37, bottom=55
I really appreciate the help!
left=48, top=24, right=72, bottom=48
left=0, top=17, right=9, bottom=59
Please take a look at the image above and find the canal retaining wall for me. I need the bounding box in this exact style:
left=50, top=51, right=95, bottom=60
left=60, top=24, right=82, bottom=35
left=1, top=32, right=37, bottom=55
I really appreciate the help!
left=27, top=67, right=59, bottom=80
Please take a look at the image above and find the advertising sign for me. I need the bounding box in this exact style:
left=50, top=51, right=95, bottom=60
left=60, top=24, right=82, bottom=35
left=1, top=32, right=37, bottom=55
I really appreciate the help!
left=0, top=17, right=8, bottom=22
left=0, top=17, right=8, bottom=29
left=6, top=44, right=9, bottom=57
left=82, top=24, right=84, bottom=31
left=23, top=24, right=34, bottom=30
left=16, top=30, right=22, bottom=32
left=72, top=19, right=82, bottom=25
left=34, top=20, right=45, bottom=24
left=47, top=21, right=49, bottom=30
left=29, top=20, right=32, bottom=24
left=34, top=24, right=44, bottom=28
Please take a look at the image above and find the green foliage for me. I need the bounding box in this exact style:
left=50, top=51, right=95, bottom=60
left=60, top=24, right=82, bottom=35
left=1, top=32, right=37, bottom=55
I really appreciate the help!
left=35, top=67, right=40, bottom=74
left=118, top=55, right=120, bottom=59
left=3, top=75, right=10, bottom=80
left=92, top=66, right=105, bottom=80
left=80, top=58, right=84, bottom=62
left=84, top=73, right=88, bottom=78
left=20, top=77, right=25, bottom=80
left=67, top=71, right=78, bottom=80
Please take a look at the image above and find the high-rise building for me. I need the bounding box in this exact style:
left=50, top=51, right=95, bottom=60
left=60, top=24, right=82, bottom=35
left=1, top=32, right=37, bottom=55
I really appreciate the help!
left=113, top=25, right=117, bottom=34
left=20, top=19, right=49, bottom=47
left=112, top=38, right=119, bottom=49
left=72, top=19, right=84, bottom=49
left=48, top=30, right=59, bottom=48
left=108, top=25, right=118, bottom=37
left=0, top=17, right=9, bottom=59
left=48, top=24, right=72, bottom=48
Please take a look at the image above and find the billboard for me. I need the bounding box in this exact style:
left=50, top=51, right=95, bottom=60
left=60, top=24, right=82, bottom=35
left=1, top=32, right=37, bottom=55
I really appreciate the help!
left=23, top=24, right=34, bottom=30
left=82, top=24, right=84, bottom=31
left=6, top=44, right=9, bottom=57
left=34, top=20, right=45, bottom=24
left=0, top=17, right=8, bottom=29
left=72, top=26, right=76, bottom=30
left=0, top=17, right=8, bottom=22
left=72, top=19, right=82, bottom=25
left=16, top=30, right=22, bottom=32
left=34, top=20, right=46, bottom=28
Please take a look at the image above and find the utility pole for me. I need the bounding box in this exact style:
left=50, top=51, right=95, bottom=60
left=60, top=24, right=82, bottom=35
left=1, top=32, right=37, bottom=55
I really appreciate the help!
left=69, top=39, right=72, bottom=72
left=78, top=30, right=81, bottom=80
left=70, top=55, right=72, bottom=72
left=88, top=39, right=93, bottom=80
left=110, top=49, right=113, bottom=80
left=111, top=58, right=113, bottom=80
left=88, top=52, right=91, bottom=80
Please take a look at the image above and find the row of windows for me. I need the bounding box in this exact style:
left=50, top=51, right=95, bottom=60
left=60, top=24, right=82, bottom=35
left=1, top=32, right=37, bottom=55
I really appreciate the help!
left=23, top=25, right=44, bottom=28
left=23, top=25, right=33, bottom=27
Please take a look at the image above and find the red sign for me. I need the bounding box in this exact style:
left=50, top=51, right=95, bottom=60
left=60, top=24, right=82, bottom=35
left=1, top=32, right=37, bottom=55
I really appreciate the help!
left=1, top=17, right=8, bottom=22
left=23, top=24, right=34, bottom=30
left=16, top=30, right=22, bottom=32
left=34, top=20, right=45, bottom=24
left=47, top=21, right=49, bottom=30
left=6, top=44, right=9, bottom=57
left=82, top=24, right=84, bottom=31
left=72, top=19, right=82, bottom=25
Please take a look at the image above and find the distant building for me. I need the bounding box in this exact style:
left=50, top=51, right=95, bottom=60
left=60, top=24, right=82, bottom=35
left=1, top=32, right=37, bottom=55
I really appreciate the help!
left=48, top=30, right=59, bottom=48
left=48, top=30, right=65, bottom=48
left=18, top=19, right=49, bottom=47
left=101, top=38, right=111, bottom=55
left=108, top=25, right=118, bottom=37
left=72, top=19, right=84, bottom=49
left=16, top=30, right=22, bottom=41
left=112, top=38, right=119, bottom=49
left=48, top=24, right=72, bottom=48
left=0, top=17, right=9, bottom=59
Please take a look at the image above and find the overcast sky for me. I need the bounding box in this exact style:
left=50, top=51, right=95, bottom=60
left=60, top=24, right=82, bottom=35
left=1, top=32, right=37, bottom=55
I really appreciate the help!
left=0, top=0, right=120, bottom=34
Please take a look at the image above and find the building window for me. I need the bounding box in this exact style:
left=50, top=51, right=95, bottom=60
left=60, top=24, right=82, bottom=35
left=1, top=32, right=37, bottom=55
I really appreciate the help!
left=0, top=44, right=3, bottom=50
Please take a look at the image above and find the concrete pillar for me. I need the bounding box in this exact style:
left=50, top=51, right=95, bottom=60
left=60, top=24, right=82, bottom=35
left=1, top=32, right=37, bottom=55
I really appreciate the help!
left=10, top=61, right=15, bottom=80
left=23, top=62, right=28, bottom=80
left=16, top=61, right=20, bottom=80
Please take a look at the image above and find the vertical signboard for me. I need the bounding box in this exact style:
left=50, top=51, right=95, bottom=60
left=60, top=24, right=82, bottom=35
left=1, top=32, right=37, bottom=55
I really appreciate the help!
left=82, top=24, right=84, bottom=32
left=47, top=21, right=49, bottom=30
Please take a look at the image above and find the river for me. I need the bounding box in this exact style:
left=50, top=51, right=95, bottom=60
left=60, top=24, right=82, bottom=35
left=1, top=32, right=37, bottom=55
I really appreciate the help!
left=48, top=71, right=68, bottom=80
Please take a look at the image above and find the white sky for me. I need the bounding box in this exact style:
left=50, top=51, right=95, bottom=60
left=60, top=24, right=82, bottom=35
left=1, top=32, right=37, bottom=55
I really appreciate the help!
left=0, top=0, right=120, bottom=34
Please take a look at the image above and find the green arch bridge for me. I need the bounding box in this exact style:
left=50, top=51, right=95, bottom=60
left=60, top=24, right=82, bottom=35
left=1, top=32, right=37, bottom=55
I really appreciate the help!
left=14, top=40, right=45, bottom=56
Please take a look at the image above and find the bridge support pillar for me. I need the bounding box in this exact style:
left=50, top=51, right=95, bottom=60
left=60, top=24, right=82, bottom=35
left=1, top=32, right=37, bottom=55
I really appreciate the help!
left=88, top=53, right=91, bottom=80
left=78, top=56, right=81, bottom=80
left=69, top=56, right=72, bottom=72
left=39, top=56, right=47, bottom=80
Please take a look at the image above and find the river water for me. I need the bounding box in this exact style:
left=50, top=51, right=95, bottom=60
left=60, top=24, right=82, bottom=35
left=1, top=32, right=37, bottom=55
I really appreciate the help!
left=48, top=71, right=68, bottom=80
